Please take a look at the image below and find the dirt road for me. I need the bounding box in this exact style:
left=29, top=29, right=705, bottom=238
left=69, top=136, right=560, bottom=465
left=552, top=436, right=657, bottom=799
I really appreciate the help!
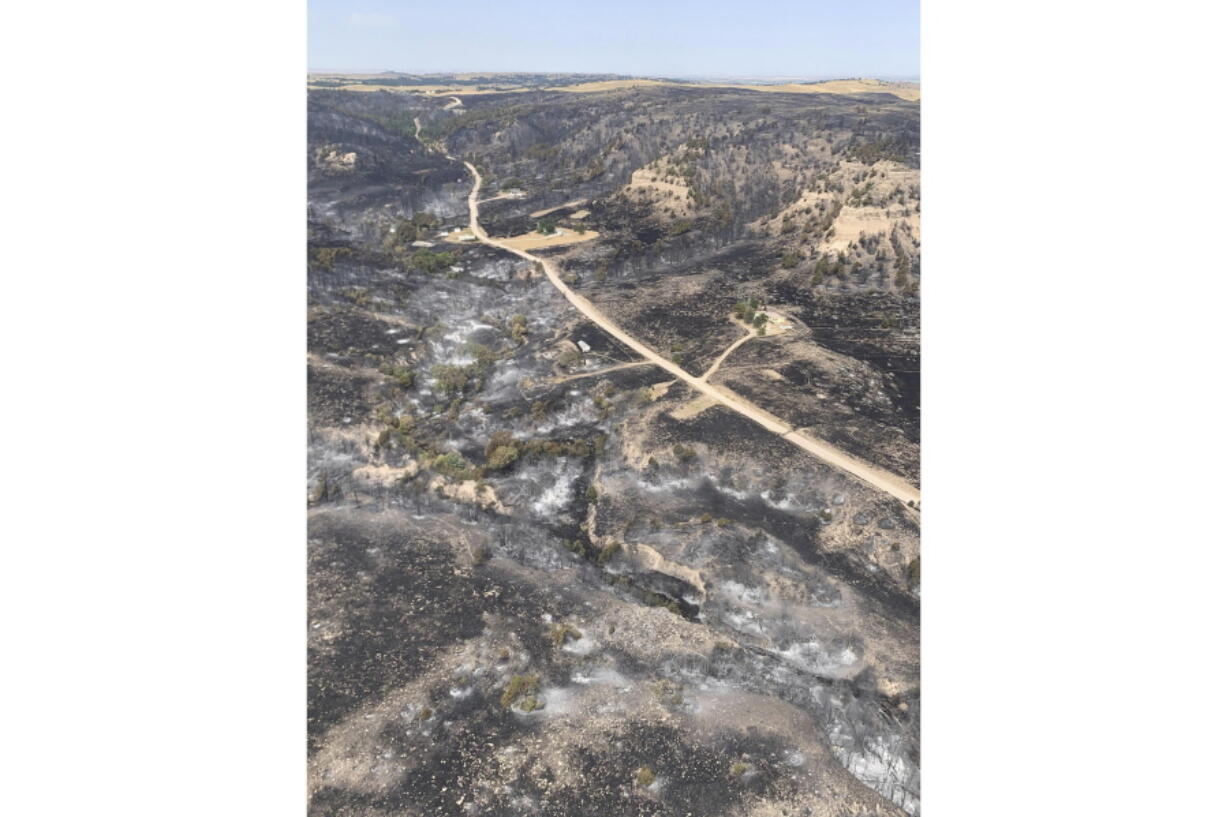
left=701, top=329, right=756, bottom=381
left=460, top=161, right=921, bottom=508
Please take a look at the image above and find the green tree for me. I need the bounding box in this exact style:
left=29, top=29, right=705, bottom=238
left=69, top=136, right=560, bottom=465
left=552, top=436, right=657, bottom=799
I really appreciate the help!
left=430, top=365, right=469, bottom=396
left=508, top=314, right=528, bottom=343
left=432, top=451, right=476, bottom=480
left=486, top=445, right=519, bottom=470
left=407, top=249, right=456, bottom=274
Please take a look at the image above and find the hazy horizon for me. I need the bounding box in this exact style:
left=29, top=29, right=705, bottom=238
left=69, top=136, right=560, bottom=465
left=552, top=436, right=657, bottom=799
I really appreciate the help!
left=306, top=69, right=921, bottom=83
left=309, top=0, right=919, bottom=79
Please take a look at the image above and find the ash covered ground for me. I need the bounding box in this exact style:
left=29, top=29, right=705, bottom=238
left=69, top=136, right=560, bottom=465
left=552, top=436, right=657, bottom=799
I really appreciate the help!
left=308, top=79, right=920, bottom=816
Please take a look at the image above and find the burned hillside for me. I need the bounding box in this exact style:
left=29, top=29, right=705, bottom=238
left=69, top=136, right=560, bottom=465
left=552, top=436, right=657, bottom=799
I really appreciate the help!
left=308, top=78, right=921, bottom=816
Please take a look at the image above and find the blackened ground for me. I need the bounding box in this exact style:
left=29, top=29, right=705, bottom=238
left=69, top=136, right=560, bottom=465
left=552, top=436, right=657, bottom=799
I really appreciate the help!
left=307, top=82, right=920, bottom=816
left=307, top=365, right=377, bottom=427
left=769, top=284, right=920, bottom=424
left=649, top=406, right=919, bottom=622
left=558, top=723, right=795, bottom=816
left=564, top=319, right=640, bottom=362
left=308, top=511, right=552, bottom=743
left=308, top=309, right=412, bottom=360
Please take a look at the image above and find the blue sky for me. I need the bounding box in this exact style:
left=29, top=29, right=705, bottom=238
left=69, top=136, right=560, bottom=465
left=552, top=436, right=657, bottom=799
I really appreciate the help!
left=308, top=0, right=918, bottom=79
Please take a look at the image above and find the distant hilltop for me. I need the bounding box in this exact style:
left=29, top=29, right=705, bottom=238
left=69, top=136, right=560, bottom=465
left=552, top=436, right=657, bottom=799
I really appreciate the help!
left=306, top=72, right=920, bottom=101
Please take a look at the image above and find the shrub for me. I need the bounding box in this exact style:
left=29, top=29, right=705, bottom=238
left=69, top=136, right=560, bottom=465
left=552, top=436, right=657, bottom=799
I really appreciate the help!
left=597, top=542, right=621, bottom=566
left=733, top=297, right=763, bottom=323
left=549, top=623, right=582, bottom=647
left=500, top=674, right=540, bottom=708
left=812, top=256, right=830, bottom=284
left=407, top=249, right=456, bottom=274
left=430, top=365, right=469, bottom=396
left=384, top=212, right=441, bottom=249
left=432, top=451, right=476, bottom=481
left=849, top=136, right=911, bottom=165
left=667, top=219, right=693, bottom=236
left=634, top=766, right=655, bottom=787
left=311, top=246, right=352, bottom=270
left=486, top=445, right=519, bottom=471
left=485, top=430, right=516, bottom=458
left=465, top=341, right=498, bottom=371
left=378, top=363, right=415, bottom=388
left=508, top=314, right=529, bottom=343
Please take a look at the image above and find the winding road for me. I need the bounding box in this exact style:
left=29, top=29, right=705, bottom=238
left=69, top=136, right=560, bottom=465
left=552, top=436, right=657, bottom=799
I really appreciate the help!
left=456, top=160, right=921, bottom=508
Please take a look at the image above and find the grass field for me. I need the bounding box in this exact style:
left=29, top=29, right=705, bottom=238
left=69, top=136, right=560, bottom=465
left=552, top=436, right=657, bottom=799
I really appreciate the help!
left=551, top=78, right=919, bottom=100
left=307, top=75, right=920, bottom=101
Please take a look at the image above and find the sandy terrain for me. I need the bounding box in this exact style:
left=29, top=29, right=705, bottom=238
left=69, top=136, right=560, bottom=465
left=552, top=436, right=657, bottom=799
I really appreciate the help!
left=440, top=229, right=478, bottom=243
left=753, top=159, right=920, bottom=260
left=669, top=394, right=718, bottom=420
left=622, top=165, right=694, bottom=217
left=499, top=227, right=600, bottom=251
left=827, top=203, right=919, bottom=253
left=529, top=199, right=587, bottom=218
